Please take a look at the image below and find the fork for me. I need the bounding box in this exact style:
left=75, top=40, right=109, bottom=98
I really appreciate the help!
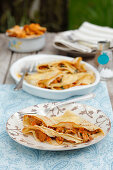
left=14, top=63, right=36, bottom=90
left=61, top=32, right=97, bottom=50
left=20, top=93, right=95, bottom=116
left=69, top=34, right=97, bottom=50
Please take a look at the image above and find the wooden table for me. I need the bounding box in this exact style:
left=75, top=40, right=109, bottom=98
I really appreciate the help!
left=0, top=33, right=113, bottom=108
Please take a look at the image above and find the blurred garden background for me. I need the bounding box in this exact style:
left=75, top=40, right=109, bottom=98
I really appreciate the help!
left=0, top=0, right=113, bottom=33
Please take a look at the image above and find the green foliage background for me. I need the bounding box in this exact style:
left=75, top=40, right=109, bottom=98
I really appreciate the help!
left=69, top=0, right=113, bottom=29
left=0, top=0, right=113, bottom=32
left=0, top=0, right=39, bottom=32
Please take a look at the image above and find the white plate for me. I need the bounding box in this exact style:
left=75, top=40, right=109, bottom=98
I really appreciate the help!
left=10, top=54, right=100, bottom=99
left=6, top=102, right=111, bottom=151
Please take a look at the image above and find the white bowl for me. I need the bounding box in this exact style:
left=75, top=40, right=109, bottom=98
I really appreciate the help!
left=10, top=54, right=100, bottom=100
left=6, top=33, right=46, bottom=52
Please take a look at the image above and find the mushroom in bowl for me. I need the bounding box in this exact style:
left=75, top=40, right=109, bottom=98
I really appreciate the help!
left=6, top=23, right=46, bottom=52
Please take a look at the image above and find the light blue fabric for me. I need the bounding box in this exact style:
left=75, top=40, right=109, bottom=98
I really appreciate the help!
left=0, top=82, right=113, bottom=170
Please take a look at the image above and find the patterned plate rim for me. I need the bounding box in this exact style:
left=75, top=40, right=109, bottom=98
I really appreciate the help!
left=6, top=102, right=111, bottom=151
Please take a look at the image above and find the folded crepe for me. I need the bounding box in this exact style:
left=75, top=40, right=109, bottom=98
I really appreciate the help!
left=24, top=69, right=60, bottom=87
left=22, top=125, right=83, bottom=145
left=37, top=57, right=86, bottom=74
left=22, top=110, right=104, bottom=145
left=25, top=57, right=95, bottom=90
left=49, top=111, right=104, bottom=142
left=23, top=114, right=55, bottom=127
left=49, top=72, right=95, bottom=90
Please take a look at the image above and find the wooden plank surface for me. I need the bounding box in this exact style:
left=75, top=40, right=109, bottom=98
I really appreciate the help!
left=0, top=34, right=12, bottom=84
left=39, top=33, right=59, bottom=54
left=0, top=33, right=112, bottom=108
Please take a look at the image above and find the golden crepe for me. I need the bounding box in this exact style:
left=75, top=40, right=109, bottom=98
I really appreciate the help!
left=24, top=70, right=61, bottom=87
left=24, top=57, right=96, bottom=90
left=23, top=114, right=55, bottom=127
left=37, top=57, right=86, bottom=73
left=49, top=111, right=104, bottom=142
left=22, top=110, right=104, bottom=145
left=22, top=125, right=83, bottom=145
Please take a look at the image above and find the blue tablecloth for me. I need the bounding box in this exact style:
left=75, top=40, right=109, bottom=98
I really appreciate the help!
left=0, top=82, right=113, bottom=170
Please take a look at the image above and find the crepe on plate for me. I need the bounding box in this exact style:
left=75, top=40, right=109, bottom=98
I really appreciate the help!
left=24, top=57, right=95, bottom=90
left=22, top=110, right=104, bottom=145
left=22, top=125, right=83, bottom=145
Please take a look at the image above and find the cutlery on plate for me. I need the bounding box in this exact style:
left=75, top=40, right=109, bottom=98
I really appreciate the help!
left=14, top=63, right=36, bottom=91
left=67, top=34, right=97, bottom=49
left=20, top=93, right=95, bottom=116
left=59, top=34, right=96, bottom=53
left=60, top=32, right=97, bottom=50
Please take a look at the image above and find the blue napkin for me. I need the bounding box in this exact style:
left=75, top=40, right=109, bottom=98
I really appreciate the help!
left=0, top=82, right=112, bottom=170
